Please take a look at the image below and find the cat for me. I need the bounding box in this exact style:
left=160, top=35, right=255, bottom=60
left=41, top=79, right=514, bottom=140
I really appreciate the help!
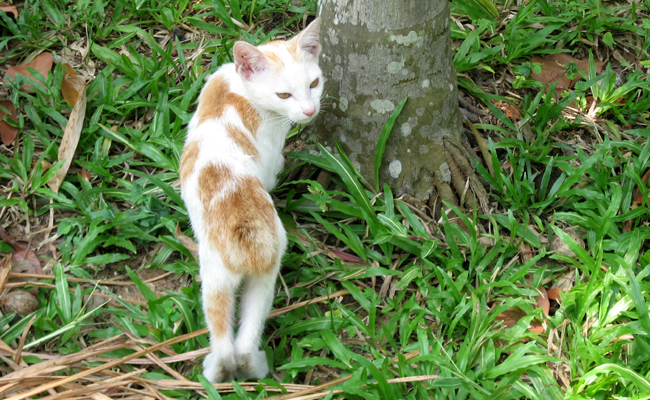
left=179, top=19, right=323, bottom=383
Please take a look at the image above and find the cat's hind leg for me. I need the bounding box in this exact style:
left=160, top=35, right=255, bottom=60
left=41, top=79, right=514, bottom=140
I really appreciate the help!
left=234, top=265, right=280, bottom=380
left=200, top=252, right=241, bottom=383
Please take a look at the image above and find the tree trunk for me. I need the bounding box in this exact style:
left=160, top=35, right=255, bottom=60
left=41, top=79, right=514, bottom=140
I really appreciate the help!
left=307, top=0, right=487, bottom=211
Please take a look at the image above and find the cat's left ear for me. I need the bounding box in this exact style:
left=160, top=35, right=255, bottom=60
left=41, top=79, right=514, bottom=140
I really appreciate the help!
left=234, top=41, right=268, bottom=81
left=296, top=18, right=321, bottom=58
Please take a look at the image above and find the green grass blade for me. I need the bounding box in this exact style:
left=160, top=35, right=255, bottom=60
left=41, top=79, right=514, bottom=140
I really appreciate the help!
left=374, top=97, right=407, bottom=191
left=198, top=374, right=223, bottom=399
left=578, top=363, right=650, bottom=393
left=54, top=264, right=72, bottom=324
left=318, top=144, right=377, bottom=228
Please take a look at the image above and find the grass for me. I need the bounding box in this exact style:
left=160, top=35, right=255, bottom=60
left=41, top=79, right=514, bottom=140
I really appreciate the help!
left=0, top=0, right=649, bottom=398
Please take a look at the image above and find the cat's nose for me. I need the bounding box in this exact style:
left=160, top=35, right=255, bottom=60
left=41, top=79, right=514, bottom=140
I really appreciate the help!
left=303, top=108, right=315, bottom=117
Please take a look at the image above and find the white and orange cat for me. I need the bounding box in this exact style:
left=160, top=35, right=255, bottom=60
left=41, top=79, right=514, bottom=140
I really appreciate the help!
left=179, top=19, right=323, bottom=382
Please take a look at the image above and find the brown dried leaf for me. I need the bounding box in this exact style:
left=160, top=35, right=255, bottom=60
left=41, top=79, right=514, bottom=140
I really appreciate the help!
left=4, top=52, right=54, bottom=92
left=496, top=308, right=546, bottom=334
left=174, top=223, right=198, bottom=255
left=550, top=268, right=575, bottom=298
left=61, top=63, right=80, bottom=106
left=0, top=255, right=11, bottom=293
left=547, top=288, right=563, bottom=303
left=494, top=100, right=521, bottom=120
left=0, top=100, right=18, bottom=145
left=0, top=4, right=18, bottom=18
left=496, top=308, right=525, bottom=329
left=531, top=53, right=603, bottom=93
left=10, top=248, right=44, bottom=296
left=12, top=248, right=44, bottom=275
left=550, top=228, right=585, bottom=259
left=535, top=286, right=550, bottom=315
left=48, top=80, right=86, bottom=193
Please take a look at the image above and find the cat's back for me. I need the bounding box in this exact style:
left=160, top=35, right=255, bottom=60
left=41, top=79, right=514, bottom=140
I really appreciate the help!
left=186, top=64, right=260, bottom=144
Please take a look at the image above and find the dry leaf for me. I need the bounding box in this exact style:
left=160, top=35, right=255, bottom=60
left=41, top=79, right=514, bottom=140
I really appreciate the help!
left=0, top=3, right=18, bottom=18
left=4, top=52, right=54, bottom=92
left=547, top=288, right=563, bottom=303
left=12, top=248, right=44, bottom=276
left=535, top=286, right=550, bottom=315
left=496, top=308, right=525, bottom=329
left=494, top=100, right=521, bottom=120
left=10, top=247, right=45, bottom=296
left=0, top=99, right=18, bottom=145
left=48, top=78, right=86, bottom=193
left=61, top=63, right=80, bottom=106
left=174, top=223, right=198, bottom=255
left=496, top=308, right=545, bottom=334
left=79, top=161, right=90, bottom=181
left=531, top=53, right=603, bottom=93
left=0, top=255, right=11, bottom=293
left=550, top=228, right=585, bottom=259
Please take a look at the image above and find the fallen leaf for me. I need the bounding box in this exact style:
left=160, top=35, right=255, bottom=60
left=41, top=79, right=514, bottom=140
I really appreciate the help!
left=0, top=4, right=18, bottom=18
left=329, top=248, right=365, bottom=263
left=12, top=248, right=44, bottom=275
left=496, top=308, right=545, bottom=334
left=496, top=308, right=525, bottom=329
left=10, top=247, right=45, bottom=296
left=535, top=286, right=550, bottom=315
left=550, top=268, right=575, bottom=297
left=78, top=161, right=90, bottom=181
left=494, top=100, right=521, bottom=120
left=531, top=53, right=603, bottom=93
left=0, top=100, right=18, bottom=145
left=61, top=63, right=80, bottom=106
left=48, top=77, right=86, bottom=193
left=4, top=52, right=54, bottom=92
left=0, top=255, right=11, bottom=293
left=519, top=240, right=533, bottom=264
left=174, top=223, right=198, bottom=256
left=550, top=227, right=585, bottom=259
left=547, top=288, right=563, bottom=303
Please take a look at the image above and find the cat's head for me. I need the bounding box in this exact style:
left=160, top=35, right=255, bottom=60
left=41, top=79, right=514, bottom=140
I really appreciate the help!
left=233, top=18, right=323, bottom=125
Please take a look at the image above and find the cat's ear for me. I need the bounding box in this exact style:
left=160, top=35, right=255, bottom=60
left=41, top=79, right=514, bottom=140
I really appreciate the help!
left=234, top=41, right=268, bottom=81
left=296, top=18, right=321, bottom=58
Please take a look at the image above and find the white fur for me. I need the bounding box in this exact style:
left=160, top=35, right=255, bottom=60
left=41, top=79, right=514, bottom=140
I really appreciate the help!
left=181, top=19, right=322, bottom=383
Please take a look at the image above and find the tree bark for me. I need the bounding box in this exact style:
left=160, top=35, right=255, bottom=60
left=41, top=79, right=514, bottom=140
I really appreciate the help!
left=306, top=0, right=487, bottom=211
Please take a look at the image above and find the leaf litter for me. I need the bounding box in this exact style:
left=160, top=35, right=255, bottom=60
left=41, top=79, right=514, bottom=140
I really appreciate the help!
left=48, top=65, right=87, bottom=193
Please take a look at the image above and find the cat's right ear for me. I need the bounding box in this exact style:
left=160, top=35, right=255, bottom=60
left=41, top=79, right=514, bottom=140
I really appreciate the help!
left=234, top=42, right=268, bottom=81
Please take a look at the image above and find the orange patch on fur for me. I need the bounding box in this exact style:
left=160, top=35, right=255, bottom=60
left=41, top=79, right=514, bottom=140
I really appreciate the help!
left=205, top=290, right=233, bottom=337
left=226, top=124, right=258, bottom=160
left=285, top=38, right=299, bottom=60
left=197, top=164, right=233, bottom=211
left=263, top=48, right=284, bottom=66
left=197, top=76, right=261, bottom=133
left=179, top=141, right=200, bottom=185
left=205, top=175, right=280, bottom=275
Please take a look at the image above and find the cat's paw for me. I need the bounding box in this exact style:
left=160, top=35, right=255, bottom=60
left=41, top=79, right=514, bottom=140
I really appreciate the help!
left=203, top=351, right=237, bottom=383
left=235, top=350, right=270, bottom=380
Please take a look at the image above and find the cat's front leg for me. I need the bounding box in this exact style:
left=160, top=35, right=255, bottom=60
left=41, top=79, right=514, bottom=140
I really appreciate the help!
left=201, top=259, right=240, bottom=382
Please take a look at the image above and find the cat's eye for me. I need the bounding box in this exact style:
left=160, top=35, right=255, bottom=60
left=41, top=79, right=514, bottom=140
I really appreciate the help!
left=310, top=78, right=319, bottom=89
left=276, top=92, right=291, bottom=99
